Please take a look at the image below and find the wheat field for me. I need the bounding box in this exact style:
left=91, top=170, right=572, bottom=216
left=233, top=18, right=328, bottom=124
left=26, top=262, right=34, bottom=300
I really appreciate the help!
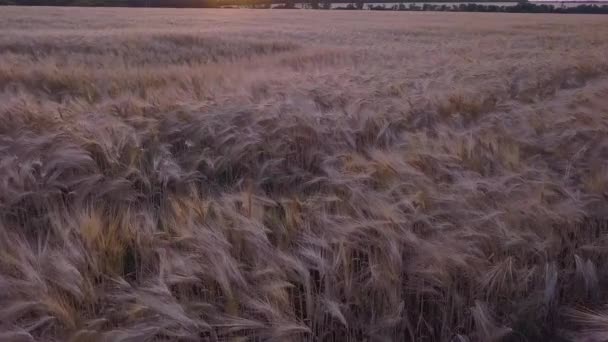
left=1, top=7, right=608, bottom=341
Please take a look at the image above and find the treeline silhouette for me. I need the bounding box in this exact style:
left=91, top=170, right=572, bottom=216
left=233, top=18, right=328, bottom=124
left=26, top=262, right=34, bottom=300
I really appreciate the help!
left=1, top=0, right=608, bottom=13
left=364, top=1, right=608, bottom=12
left=0, top=0, right=221, bottom=6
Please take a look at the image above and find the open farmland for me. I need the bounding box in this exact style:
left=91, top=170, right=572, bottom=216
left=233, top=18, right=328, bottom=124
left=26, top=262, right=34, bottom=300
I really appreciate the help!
left=1, top=7, right=608, bottom=341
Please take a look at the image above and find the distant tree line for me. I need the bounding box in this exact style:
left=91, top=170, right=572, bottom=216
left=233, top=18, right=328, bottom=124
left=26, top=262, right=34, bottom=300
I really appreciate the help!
left=2, top=0, right=608, bottom=13
left=362, top=1, right=608, bottom=13
left=0, top=0, right=221, bottom=6
left=364, top=1, right=608, bottom=13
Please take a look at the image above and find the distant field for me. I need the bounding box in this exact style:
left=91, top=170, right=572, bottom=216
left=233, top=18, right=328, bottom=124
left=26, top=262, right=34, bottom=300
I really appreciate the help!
left=1, top=7, right=608, bottom=342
